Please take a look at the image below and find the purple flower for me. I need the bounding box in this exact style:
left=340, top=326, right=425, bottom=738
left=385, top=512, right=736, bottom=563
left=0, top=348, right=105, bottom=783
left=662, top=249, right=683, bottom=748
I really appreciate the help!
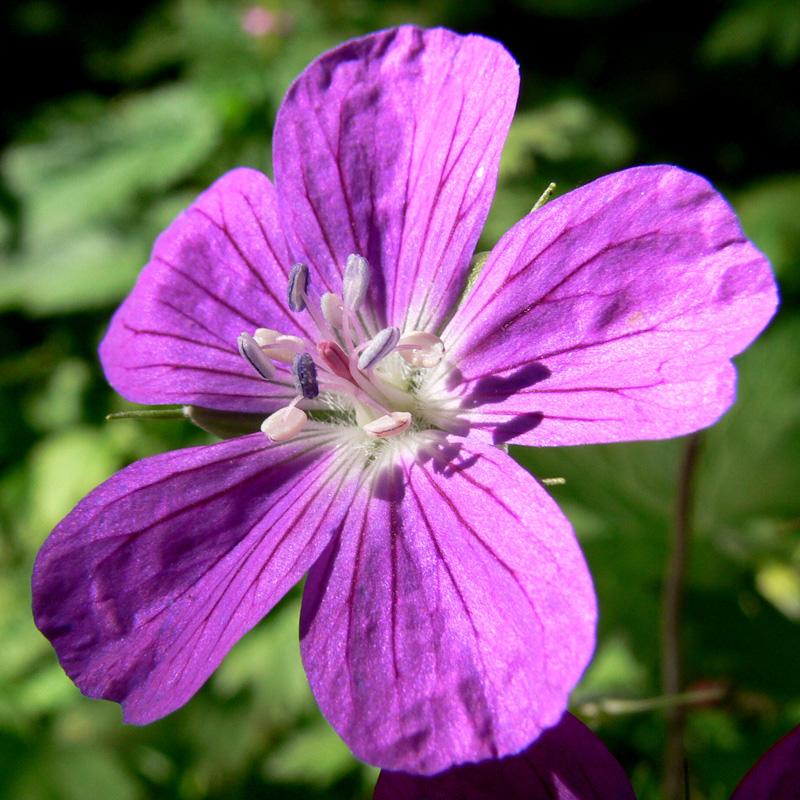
left=374, top=717, right=800, bottom=799
left=374, top=713, right=637, bottom=799
left=32, top=26, right=776, bottom=775
left=730, top=722, right=800, bottom=800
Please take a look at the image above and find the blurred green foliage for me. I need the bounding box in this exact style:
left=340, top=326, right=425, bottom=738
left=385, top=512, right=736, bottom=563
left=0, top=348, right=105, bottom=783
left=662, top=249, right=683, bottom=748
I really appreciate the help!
left=1, top=0, right=799, bottom=798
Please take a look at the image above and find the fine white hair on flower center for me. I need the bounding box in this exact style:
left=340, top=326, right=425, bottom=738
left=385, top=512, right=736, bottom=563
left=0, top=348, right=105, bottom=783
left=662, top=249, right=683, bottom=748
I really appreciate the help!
left=236, top=254, right=455, bottom=444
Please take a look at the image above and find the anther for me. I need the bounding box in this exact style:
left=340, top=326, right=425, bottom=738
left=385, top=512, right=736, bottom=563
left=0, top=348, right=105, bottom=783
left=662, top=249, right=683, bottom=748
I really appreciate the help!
left=292, top=352, right=319, bottom=399
left=358, top=326, right=400, bottom=370
left=397, top=331, right=445, bottom=368
left=318, top=340, right=352, bottom=382
left=363, top=411, right=412, bottom=438
left=261, top=406, right=307, bottom=441
left=343, top=254, right=370, bottom=310
left=287, top=262, right=310, bottom=312
left=321, top=292, right=344, bottom=327
left=238, top=332, right=276, bottom=380
left=254, top=328, right=305, bottom=363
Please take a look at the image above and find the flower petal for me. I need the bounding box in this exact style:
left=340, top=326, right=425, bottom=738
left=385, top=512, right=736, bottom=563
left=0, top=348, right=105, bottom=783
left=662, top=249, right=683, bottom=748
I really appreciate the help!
left=100, top=168, right=305, bottom=412
left=373, top=713, right=636, bottom=799
left=443, top=166, right=778, bottom=446
left=299, top=437, right=596, bottom=774
left=273, top=25, right=519, bottom=333
left=32, top=427, right=361, bottom=723
left=731, top=724, right=800, bottom=800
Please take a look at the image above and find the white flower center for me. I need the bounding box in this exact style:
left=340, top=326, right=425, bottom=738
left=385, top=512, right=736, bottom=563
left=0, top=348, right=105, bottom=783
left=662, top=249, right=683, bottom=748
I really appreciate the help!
left=238, top=255, right=445, bottom=442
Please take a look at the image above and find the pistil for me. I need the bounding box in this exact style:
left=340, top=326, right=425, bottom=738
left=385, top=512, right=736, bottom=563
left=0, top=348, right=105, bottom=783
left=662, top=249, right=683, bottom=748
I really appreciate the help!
left=237, top=254, right=446, bottom=443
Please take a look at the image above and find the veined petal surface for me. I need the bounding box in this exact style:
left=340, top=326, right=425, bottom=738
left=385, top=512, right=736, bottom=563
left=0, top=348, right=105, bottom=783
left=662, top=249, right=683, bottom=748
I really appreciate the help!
left=100, top=168, right=303, bottom=413
left=299, top=437, right=596, bottom=774
left=443, top=166, right=778, bottom=446
left=374, top=713, right=636, bottom=799
left=274, top=26, right=519, bottom=333
left=32, top=427, right=361, bottom=723
left=730, top=724, right=800, bottom=800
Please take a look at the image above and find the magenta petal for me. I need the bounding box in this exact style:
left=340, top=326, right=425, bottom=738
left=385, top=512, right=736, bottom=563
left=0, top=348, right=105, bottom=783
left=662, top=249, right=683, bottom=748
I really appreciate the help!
left=374, top=713, right=636, bottom=800
left=273, top=26, right=519, bottom=332
left=444, top=165, right=778, bottom=446
left=100, top=168, right=303, bottom=413
left=32, top=428, right=358, bottom=723
left=299, top=438, right=596, bottom=774
left=731, top=725, right=800, bottom=800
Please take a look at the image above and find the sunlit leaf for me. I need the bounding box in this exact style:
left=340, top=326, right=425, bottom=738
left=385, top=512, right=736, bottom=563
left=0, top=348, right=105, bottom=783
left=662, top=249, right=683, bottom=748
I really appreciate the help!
left=755, top=562, right=800, bottom=620
left=735, top=174, right=800, bottom=289
left=213, top=596, right=316, bottom=727
left=701, top=0, right=800, bottom=65
left=262, top=720, right=357, bottom=787
left=3, top=86, right=219, bottom=240
left=499, top=98, right=634, bottom=179
left=21, top=427, right=123, bottom=547
left=0, top=86, right=220, bottom=314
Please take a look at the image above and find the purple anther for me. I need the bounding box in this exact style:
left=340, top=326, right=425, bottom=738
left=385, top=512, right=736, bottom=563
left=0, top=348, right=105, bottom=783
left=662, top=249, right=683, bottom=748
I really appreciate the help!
left=318, top=340, right=352, bottom=382
left=358, top=326, right=401, bottom=370
left=287, top=262, right=310, bottom=312
left=237, top=332, right=276, bottom=380
left=343, top=254, right=370, bottom=310
left=292, top=352, right=319, bottom=399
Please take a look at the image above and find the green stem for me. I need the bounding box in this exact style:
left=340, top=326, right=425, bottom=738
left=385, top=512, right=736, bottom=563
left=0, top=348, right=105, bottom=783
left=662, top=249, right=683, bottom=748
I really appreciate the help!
left=106, top=407, right=188, bottom=421
left=660, top=433, right=702, bottom=800
left=577, top=685, right=725, bottom=719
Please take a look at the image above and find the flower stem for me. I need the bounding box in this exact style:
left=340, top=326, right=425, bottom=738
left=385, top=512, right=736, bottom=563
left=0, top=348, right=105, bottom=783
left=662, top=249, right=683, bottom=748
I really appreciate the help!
left=576, top=684, right=725, bottom=720
left=106, top=407, right=188, bottom=420
left=660, top=432, right=702, bottom=800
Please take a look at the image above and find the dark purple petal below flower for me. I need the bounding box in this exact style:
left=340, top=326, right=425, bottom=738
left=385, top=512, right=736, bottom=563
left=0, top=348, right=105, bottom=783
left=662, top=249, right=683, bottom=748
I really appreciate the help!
left=730, top=724, right=800, bottom=800
left=32, top=427, right=360, bottom=723
left=444, top=165, right=778, bottom=447
left=299, top=438, right=596, bottom=774
left=100, top=168, right=303, bottom=413
left=373, top=713, right=637, bottom=799
left=273, top=26, right=519, bottom=333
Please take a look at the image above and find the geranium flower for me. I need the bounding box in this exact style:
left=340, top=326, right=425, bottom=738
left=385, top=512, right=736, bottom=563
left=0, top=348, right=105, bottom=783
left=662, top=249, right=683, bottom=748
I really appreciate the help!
left=374, top=712, right=637, bottom=799
left=374, top=717, right=800, bottom=799
left=32, top=26, right=776, bottom=775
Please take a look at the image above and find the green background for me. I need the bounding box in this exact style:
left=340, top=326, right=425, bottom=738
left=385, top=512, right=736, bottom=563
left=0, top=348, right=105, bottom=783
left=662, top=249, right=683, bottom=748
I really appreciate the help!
left=1, top=0, right=799, bottom=797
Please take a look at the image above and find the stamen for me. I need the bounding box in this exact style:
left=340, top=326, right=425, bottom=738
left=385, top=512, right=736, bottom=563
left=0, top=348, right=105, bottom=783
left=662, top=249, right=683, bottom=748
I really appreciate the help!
left=292, top=352, right=319, bottom=399
left=287, top=262, right=310, bottom=312
left=261, top=405, right=307, bottom=441
left=321, top=292, right=344, bottom=328
left=358, top=326, right=401, bottom=370
left=343, top=254, right=370, bottom=310
left=254, top=328, right=305, bottom=363
left=238, top=332, right=276, bottom=379
left=397, top=331, right=445, bottom=368
left=318, top=340, right=352, bottom=382
left=363, top=411, right=412, bottom=438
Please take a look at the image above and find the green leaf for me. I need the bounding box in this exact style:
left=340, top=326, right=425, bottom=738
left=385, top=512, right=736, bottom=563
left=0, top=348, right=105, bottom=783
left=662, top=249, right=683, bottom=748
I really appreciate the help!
left=25, top=358, right=91, bottom=432
left=516, top=0, right=647, bottom=17
left=695, top=315, right=800, bottom=532
left=49, top=747, right=139, bottom=800
left=735, top=174, right=800, bottom=289
left=0, top=87, right=220, bottom=314
left=3, top=86, right=219, bottom=239
left=701, top=0, right=800, bottom=65
left=499, top=99, right=634, bottom=179
left=262, top=721, right=357, bottom=788
left=20, top=427, right=123, bottom=548
left=213, top=596, right=316, bottom=727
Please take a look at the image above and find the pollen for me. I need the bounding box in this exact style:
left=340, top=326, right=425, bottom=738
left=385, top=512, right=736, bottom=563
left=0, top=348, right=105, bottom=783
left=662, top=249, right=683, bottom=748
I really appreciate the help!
left=237, top=254, right=447, bottom=442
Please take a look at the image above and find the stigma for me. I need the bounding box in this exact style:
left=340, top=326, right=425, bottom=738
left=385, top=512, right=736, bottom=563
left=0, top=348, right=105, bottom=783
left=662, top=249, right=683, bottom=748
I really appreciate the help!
left=237, top=255, right=445, bottom=442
